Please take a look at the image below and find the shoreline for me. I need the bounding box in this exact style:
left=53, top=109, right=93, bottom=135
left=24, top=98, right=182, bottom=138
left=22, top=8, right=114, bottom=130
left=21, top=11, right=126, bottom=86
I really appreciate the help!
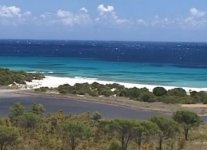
left=15, top=89, right=173, bottom=114
left=7, top=88, right=207, bottom=117
left=23, top=75, right=207, bottom=92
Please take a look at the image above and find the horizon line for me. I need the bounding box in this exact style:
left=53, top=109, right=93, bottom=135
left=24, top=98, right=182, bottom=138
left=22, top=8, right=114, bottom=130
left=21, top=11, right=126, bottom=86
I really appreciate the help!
left=0, top=38, right=207, bottom=44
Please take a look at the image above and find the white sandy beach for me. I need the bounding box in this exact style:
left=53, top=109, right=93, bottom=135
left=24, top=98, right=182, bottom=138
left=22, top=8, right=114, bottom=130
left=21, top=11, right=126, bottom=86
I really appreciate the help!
left=22, top=76, right=207, bottom=92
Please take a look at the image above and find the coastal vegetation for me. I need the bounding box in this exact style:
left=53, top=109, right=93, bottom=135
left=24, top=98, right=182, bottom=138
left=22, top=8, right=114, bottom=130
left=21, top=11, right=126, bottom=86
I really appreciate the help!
left=1, top=67, right=207, bottom=105
left=0, top=68, right=44, bottom=86
left=35, top=82, right=207, bottom=104
left=0, top=103, right=205, bottom=150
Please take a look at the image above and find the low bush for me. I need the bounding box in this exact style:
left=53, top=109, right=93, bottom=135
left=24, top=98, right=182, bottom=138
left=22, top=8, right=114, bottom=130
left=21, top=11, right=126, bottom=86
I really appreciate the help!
left=168, top=88, right=187, bottom=97
left=0, top=68, right=44, bottom=85
left=153, top=87, right=167, bottom=96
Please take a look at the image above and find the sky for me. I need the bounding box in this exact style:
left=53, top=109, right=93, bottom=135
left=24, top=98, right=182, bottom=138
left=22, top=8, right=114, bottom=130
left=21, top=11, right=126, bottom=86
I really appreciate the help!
left=0, top=0, right=207, bottom=42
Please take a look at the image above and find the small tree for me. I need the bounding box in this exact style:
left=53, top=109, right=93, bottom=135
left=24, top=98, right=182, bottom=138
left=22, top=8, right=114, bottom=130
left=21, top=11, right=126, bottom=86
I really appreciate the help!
left=31, top=103, right=45, bottom=115
left=173, top=110, right=202, bottom=140
left=0, top=126, right=19, bottom=150
left=18, top=112, right=40, bottom=129
left=134, top=121, right=160, bottom=148
left=60, top=121, right=91, bottom=150
left=9, top=103, right=25, bottom=124
left=103, top=119, right=138, bottom=150
left=150, top=116, right=180, bottom=150
left=153, top=87, right=167, bottom=96
left=91, top=112, right=102, bottom=122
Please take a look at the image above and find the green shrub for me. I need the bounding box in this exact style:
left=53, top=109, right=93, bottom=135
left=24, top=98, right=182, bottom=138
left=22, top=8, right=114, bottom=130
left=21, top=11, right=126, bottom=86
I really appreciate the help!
left=88, top=90, right=99, bottom=97
left=158, top=96, right=181, bottom=104
left=139, top=92, right=156, bottom=102
left=190, top=91, right=207, bottom=104
left=17, top=112, right=40, bottom=129
left=0, top=126, right=19, bottom=150
left=91, top=112, right=102, bottom=122
left=168, top=88, right=187, bottom=97
left=153, top=87, right=167, bottom=96
left=35, top=87, right=49, bottom=92
left=0, top=68, right=44, bottom=85
left=123, top=87, right=142, bottom=99
left=99, top=89, right=113, bottom=97
left=57, top=84, right=73, bottom=94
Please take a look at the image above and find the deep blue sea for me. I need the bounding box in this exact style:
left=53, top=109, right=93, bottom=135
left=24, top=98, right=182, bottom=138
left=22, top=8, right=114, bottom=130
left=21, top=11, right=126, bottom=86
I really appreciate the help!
left=0, top=40, right=207, bottom=88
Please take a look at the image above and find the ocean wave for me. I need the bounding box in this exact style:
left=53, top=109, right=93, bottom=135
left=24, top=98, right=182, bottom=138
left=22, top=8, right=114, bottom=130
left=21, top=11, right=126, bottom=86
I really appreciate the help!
left=74, top=76, right=99, bottom=81
left=48, top=71, right=54, bottom=74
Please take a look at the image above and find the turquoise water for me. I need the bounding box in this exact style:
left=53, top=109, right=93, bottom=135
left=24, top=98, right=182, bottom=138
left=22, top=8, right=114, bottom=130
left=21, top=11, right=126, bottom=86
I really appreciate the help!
left=1, top=56, right=207, bottom=88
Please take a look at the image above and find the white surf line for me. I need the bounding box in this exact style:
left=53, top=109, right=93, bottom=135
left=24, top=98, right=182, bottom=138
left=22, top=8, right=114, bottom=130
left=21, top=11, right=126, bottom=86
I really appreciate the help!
left=22, top=75, right=207, bottom=92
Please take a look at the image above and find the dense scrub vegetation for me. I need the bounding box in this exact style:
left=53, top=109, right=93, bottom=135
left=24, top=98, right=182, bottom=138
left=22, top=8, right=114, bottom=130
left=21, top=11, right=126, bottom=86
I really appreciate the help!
left=0, top=68, right=44, bottom=85
left=35, top=82, right=207, bottom=104
left=0, top=103, right=204, bottom=150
